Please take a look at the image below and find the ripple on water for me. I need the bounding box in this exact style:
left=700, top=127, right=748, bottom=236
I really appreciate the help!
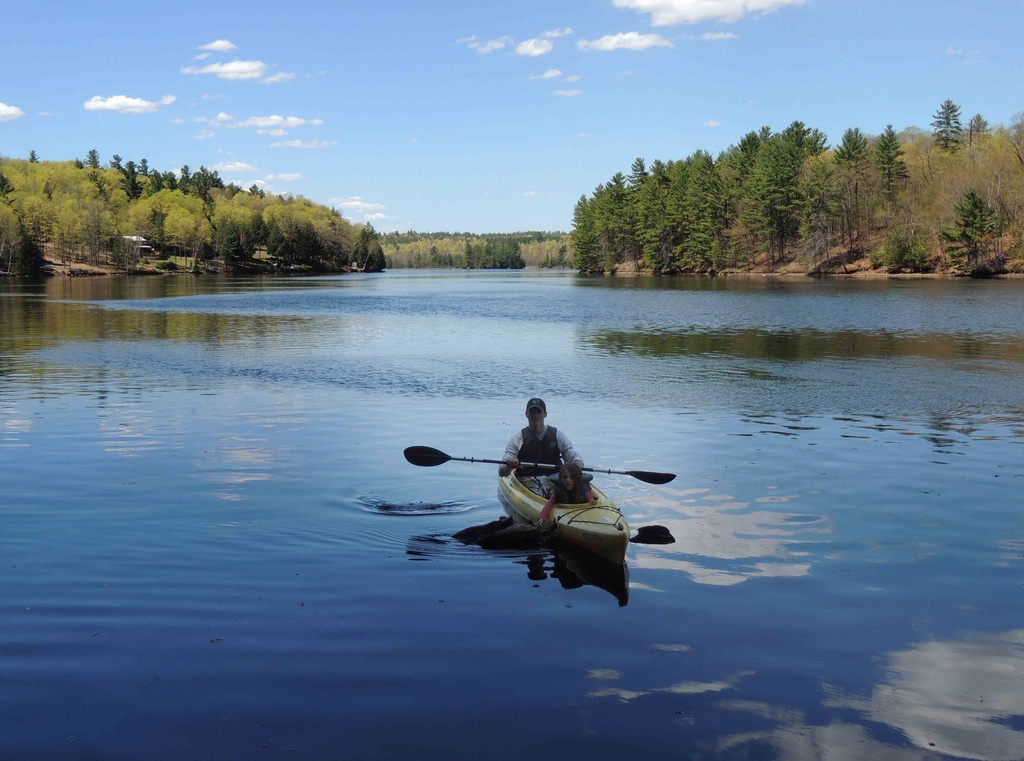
left=356, top=496, right=475, bottom=516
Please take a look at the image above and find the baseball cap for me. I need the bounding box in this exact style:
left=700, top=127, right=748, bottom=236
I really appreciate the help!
left=526, top=398, right=546, bottom=413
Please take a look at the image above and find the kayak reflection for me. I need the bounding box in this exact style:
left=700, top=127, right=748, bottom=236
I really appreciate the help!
left=521, top=542, right=629, bottom=608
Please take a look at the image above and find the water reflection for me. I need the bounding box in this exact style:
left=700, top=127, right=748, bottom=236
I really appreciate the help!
left=523, top=544, right=629, bottom=607
left=628, top=486, right=831, bottom=586
left=827, top=630, right=1024, bottom=760
left=404, top=533, right=629, bottom=606
left=715, top=630, right=1024, bottom=761
left=584, top=327, right=1024, bottom=363
left=4, top=276, right=1024, bottom=433
left=588, top=668, right=754, bottom=702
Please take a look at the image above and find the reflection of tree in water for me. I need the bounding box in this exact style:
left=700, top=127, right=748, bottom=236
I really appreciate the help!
left=585, top=327, right=1024, bottom=364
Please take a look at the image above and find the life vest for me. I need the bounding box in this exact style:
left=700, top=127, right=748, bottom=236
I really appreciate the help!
left=517, top=425, right=561, bottom=477
left=547, top=472, right=594, bottom=503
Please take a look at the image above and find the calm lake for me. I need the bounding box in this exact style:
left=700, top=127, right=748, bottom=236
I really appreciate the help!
left=2, top=271, right=1023, bottom=760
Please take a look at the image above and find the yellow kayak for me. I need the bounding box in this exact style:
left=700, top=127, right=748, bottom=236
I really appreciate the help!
left=498, top=473, right=630, bottom=564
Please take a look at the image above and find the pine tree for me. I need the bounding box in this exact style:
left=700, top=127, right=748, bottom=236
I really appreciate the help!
left=85, top=149, right=101, bottom=169
left=931, top=99, right=963, bottom=152
left=941, top=188, right=994, bottom=271
left=571, top=194, right=600, bottom=272
left=28, top=150, right=39, bottom=163
left=875, top=125, right=908, bottom=198
left=834, top=128, right=869, bottom=257
left=967, top=114, right=989, bottom=148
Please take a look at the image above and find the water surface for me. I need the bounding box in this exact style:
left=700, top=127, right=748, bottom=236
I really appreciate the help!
left=2, top=271, right=1022, bottom=760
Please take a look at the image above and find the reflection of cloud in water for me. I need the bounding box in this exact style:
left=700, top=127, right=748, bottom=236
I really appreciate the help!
left=653, top=643, right=692, bottom=652
left=627, top=486, right=831, bottom=586
left=826, top=630, right=1024, bottom=760
left=589, top=670, right=754, bottom=703
left=712, top=631, right=1024, bottom=760
left=2, top=403, right=33, bottom=441
left=98, top=407, right=168, bottom=456
left=718, top=711, right=931, bottom=761
left=996, top=539, right=1024, bottom=567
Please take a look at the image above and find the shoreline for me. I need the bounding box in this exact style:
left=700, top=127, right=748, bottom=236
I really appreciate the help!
left=14, top=255, right=1022, bottom=280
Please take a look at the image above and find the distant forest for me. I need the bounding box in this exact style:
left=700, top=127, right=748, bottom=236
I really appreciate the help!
left=381, top=231, right=570, bottom=269
left=572, top=101, right=1024, bottom=276
left=0, top=151, right=385, bottom=276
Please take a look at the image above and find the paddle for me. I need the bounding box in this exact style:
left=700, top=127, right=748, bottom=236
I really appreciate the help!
left=403, top=445, right=676, bottom=485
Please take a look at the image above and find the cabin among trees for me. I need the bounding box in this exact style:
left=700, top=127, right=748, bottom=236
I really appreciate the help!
left=0, top=151, right=385, bottom=276
left=571, top=102, right=1024, bottom=277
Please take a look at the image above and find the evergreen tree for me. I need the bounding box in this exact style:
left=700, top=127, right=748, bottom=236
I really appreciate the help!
left=119, top=161, right=143, bottom=200
left=110, top=154, right=122, bottom=170
left=571, top=194, right=600, bottom=272
left=875, top=125, right=908, bottom=198
left=931, top=99, right=963, bottom=152
left=364, top=226, right=386, bottom=272
left=799, top=154, right=840, bottom=267
left=967, top=114, right=989, bottom=148
left=28, top=150, right=39, bottom=163
left=85, top=149, right=101, bottom=169
left=679, top=150, right=724, bottom=269
left=941, top=188, right=994, bottom=271
left=743, top=124, right=816, bottom=263
left=627, top=157, right=648, bottom=189
left=0, top=172, right=12, bottom=199
left=834, top=128, right=869, bottom=257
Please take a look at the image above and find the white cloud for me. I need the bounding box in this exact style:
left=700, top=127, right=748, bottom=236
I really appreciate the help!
left=266, top=173, right=302, bottom=181
left=202, top=93, right=222, bottom=100
left=83, top=94, right=176, bottom=114
left=364, top=212, right=392, bottom=221
left=196, top=130, right=215, bottom=139
left=194, top=53, right=211, bottom=61
left=578, top=133, right=593, bottom=138
left=578, top=32, right=673, bottom=51
left=529, top=69, right=563, bottom=80
left=945, top=46, right=962, bottom=56
left=181, top=60, right=267, bottom=80
left=262, top=72, right=296, bottom=84
left=553, top=89, right=582, bottom=97
left=524, top=191, right=539, bottom=196
left=565, top=74, right=583, bottom=82
left=612, top=0, right=808, bottom=26
left=212, top=161, right=257, bottom=173
left=543, top=27, right=573, bottom=38
left=330, top=196, right=386, bottom=213
left=230, top=115, right=323, bottom=129
left=197, top=39, right=238, bottom=52
left=257, top=128, right=288, bottom=136
left=462, top=35, right=514, bottom=54
left=516, top=38, right=554, bottom=56
left=703, top=32, right=740, bottom=40
left=271, top=139, right=337, bottom=148
left=170, top=117, right=187, bottom=125
left=0, top=102, right=25, bottom=121
left=704, top=120, right=722, bottom=126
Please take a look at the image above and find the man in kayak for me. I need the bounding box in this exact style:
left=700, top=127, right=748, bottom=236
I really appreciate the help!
left=498, top=398, right=583, bottom=494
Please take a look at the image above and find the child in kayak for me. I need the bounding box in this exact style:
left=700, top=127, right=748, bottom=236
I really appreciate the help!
left=537, top=462, right=598, bottom=525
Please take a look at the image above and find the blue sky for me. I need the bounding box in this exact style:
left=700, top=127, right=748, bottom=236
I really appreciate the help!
left=1, top=0, right=1020, bottom=233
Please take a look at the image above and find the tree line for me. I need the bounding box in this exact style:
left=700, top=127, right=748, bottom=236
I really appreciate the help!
left=0, top=151, right=385, bottom=276
left=381, top=231, right=570, bottom=269
left=572, top=101, right=1024, bottom=276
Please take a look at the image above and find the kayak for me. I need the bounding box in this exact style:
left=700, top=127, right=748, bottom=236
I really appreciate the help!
left=498, top=473, right=630, bottom=564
